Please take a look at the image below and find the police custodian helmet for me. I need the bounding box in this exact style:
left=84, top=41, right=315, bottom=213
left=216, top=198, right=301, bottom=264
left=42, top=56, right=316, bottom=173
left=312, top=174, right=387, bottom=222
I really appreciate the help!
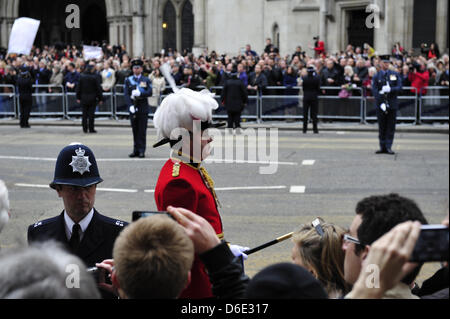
left=50, top=143, right=103, bottom=189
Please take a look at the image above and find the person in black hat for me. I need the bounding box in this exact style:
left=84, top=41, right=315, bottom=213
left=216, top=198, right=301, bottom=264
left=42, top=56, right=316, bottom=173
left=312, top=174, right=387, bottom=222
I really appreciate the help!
left=27, top=143, right=128, bottom=285
left=221, top=65, right=248, bottom=133
left=245, top=263, right=328, bottom=299
left=372, top=56, right=402, bottom=155
left=76, top=63, right=103, bottom=133
left=124, top=59, right=153, bottom=158
left=301, top=65, right=321, bottom=134
left=16, top=66, right=33, bottom=128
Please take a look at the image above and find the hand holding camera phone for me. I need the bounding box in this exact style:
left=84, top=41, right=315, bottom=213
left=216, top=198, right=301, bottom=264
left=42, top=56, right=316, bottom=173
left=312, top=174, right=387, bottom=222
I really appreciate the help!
left=410, top=225, right=449, bottom=262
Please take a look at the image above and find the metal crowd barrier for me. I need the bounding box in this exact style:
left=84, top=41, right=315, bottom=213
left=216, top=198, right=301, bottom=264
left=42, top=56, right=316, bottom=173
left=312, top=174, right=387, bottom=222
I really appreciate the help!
left=365, top=86, right=418, bottom=124
left=209, top=86, right=259, bottom=121
left=30, top=85, right=65, bottom=117
left=419, top=86, right=449, bottom=123
left=1, top=84, right=448, bottom=124
left=317, top=86, right=364, bottom=123
left=66, top=91, right=114, bottom=119
left=0, top=85, right=17, bottom=117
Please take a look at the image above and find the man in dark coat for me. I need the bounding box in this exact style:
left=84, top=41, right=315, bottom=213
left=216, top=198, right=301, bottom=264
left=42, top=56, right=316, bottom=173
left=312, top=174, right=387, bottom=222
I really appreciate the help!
left=76, top=64, right=103, bottom=133
left=221, top=68, right=248, bottom=131
left=302, top=66, right=321, bottom=134
left=27, top=143, right=128, bottom=298
left=16, top=66, right=33, bottom=128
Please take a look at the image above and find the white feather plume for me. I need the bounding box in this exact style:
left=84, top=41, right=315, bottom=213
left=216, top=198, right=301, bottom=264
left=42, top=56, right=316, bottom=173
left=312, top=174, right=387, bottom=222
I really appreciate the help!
left=154, top=88, right=218, bottom=140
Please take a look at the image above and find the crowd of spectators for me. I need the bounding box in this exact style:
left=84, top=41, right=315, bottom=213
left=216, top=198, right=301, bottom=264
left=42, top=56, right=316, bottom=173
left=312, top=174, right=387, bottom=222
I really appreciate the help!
left=1, top=177, right=448, bottom=300
left=1, top=40, right=448, bottom=102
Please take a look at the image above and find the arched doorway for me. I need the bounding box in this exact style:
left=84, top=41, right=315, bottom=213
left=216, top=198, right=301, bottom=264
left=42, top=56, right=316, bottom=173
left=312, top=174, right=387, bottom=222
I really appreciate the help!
left=162, top=0, right=177, bottom=53
left=181, top=0, right=194, bottom=54
left=82, top=3, right=108, bottom=45
left=18, top=0, right=108, bottom=47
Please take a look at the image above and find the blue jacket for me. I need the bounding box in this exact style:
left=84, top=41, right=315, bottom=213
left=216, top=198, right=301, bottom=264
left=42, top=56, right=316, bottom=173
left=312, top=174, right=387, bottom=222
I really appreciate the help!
left=64, top=71, right=80, bottom=92
left=372, top=69, right=402, bottom=108
left=124, top=74, right=152, bottom=113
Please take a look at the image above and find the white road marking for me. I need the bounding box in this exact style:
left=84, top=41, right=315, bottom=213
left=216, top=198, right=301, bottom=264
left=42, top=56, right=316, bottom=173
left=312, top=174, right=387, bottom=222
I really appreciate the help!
left=214, top=186, right=287, bottom=191
left=302, top=160, right=316, bottom=166
left=144, top=186, right=287, bottom=193
left=290, top=186, right=306, bottom=193
left=15, top=183, right=138, bottom=193
left=0, top=155, right=298, bottom=166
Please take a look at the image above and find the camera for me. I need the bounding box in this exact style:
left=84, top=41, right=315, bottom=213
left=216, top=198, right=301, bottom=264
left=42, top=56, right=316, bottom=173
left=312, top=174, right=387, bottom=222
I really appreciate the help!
left=410, top=225, right=449, bottom=262
left=132, top=211, right=175, bottom=222
left=86, top=266, right=111, bottom=283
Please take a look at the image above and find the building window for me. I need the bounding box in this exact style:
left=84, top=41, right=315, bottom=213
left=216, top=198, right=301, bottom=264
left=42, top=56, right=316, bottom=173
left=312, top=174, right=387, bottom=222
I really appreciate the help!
left=272, top=23, right=280, bottom=51
left=412, top=0, right=437, bottom=48
left=163, top=0, right=177, bottom=52
left=181, top=0, right=194, bottom=54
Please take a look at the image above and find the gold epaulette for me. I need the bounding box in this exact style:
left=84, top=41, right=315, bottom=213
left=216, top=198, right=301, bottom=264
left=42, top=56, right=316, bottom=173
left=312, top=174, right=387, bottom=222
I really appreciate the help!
left=217, top=232, right=224, bottom=240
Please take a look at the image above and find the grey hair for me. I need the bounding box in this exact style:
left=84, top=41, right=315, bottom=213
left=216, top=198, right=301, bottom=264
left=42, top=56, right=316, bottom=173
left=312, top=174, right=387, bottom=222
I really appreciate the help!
left=0, top=241, right=100, bottom=299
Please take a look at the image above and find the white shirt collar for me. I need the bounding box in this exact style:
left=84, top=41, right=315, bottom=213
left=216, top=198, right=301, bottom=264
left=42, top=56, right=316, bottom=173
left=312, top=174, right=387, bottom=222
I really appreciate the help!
left=64, top=209, right=94, bottom=241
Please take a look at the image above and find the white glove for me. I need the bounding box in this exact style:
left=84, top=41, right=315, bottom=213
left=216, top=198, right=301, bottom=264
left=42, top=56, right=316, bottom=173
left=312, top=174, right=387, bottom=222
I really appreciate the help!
left=129, top=105, right=136, bottom=114
left=380, top=103, right=387, bottom=112
left=229, top=244, right=250, bottom=260
left=131, top=89, right=141, bottom=98
left=382, top=85, right=391, bottom=93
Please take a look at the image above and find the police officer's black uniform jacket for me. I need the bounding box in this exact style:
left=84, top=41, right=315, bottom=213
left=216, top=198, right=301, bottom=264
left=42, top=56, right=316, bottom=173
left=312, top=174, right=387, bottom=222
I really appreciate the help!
left=27, top=209, right=127, bottom=268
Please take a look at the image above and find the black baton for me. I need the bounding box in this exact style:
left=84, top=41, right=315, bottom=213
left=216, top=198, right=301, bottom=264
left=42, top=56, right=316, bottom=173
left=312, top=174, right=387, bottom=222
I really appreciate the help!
left=244, top=232, right=294, bottom=255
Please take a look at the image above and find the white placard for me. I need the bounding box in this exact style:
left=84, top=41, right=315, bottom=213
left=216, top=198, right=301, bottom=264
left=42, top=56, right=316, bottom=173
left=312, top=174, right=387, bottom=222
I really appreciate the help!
left=83, top=45, right=103, bottom=60
left=7, top=18, right=40, bottom=56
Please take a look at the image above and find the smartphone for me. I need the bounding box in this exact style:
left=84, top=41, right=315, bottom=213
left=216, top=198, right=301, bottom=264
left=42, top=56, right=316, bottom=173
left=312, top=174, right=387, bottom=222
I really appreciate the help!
left=132, top=211, right=175, bottom=222
left=410, top=225, right=449, bottom=262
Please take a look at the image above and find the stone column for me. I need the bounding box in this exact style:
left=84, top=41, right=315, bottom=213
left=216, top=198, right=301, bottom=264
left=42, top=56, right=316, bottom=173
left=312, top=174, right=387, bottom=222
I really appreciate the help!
left=192, top=0, right=206, bottom=56
left=436, top=0, right=448, bottom=52
left=319, top=0, right=328, bottom=52
left=132, top=15, right=145, bottom=56
left=176, top=12, right=182, bottom=53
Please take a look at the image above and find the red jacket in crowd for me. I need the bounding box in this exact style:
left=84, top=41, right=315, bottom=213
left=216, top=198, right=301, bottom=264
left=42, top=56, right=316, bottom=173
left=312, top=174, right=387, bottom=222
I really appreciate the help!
left=408, top=71, right=430, bottom=95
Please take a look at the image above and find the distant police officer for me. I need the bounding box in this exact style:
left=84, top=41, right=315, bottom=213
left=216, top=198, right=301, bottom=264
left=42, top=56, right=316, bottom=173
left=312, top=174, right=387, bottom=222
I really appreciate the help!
left=16, top=66, right=33, bottom=129
left=124, top=59, right=152, bottom=158
left=153, top=88, right=248, bottom=298
left=28, top=143, right=128, bottom=269
left=301, top=65, right=321, bottom=134
left=76, top=64, right=103, bottom=134
left=372, top=56, right=402, bottom=155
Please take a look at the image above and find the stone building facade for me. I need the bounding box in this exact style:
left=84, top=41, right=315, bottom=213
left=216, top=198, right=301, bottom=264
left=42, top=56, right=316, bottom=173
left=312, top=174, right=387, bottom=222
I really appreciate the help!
left=0, top=0, right=447, bottom=57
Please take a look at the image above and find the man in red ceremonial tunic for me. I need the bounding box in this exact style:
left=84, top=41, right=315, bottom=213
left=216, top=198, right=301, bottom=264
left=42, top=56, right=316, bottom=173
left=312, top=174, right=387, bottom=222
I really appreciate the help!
left=153, top=88, right=247, bottom=298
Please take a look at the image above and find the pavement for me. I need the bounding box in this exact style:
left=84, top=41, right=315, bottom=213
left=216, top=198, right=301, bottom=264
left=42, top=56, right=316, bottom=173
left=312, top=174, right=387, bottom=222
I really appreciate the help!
left=0, top=125, right=448, bottom=282
left=0, top=117, right=449, bottom=134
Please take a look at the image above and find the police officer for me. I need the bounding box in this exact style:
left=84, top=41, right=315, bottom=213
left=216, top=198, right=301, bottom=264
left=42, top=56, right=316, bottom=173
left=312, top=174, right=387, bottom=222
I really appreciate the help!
left=124, top=59, right=152, bottom=158
left=16, top=66, right=33, bottom=129
left=301, top=65, right=321, bottom=134
left=76, top=63, right=103, bottom=133
left=372, top=56, right=402, bottom=155
left=27, top=143, right=128, bottom=270
left=153, top=88, right=248, bottom=298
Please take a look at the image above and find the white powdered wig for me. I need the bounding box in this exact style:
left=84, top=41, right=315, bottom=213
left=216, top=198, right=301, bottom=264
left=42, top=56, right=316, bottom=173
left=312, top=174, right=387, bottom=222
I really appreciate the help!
left=0, top=180, right=10, bottom=233
left=154, top=88, right=219, bottom=139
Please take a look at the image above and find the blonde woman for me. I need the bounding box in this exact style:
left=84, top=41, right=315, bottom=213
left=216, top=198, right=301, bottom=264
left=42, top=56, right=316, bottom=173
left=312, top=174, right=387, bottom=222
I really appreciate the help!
left=149, top=68, right=166, bottom=107
left=291, top=218, right=350, bottom=298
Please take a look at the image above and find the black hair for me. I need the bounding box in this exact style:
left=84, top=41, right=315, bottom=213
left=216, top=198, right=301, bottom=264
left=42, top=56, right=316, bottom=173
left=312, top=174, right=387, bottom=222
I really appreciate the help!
left=355, top=194, right=428, bottom=285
